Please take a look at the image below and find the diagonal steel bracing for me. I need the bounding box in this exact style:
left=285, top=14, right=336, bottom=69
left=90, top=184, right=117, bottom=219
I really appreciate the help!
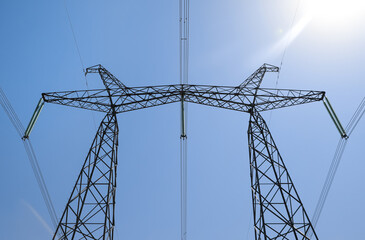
left=43, top=64, right=322, bottom=239
left=248, top=108, right=318, bottom=240
left=53, top=113, right=118, bottom=240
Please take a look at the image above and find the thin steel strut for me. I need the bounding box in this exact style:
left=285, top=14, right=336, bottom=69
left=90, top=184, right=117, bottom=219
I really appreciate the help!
left=28, top=64, right=326, bottom=240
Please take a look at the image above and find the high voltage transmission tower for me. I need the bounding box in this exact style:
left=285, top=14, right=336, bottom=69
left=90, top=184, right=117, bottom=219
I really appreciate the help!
left=24, top=63, right=332, bottom=239
left=22, top=0, right=337, bottom=239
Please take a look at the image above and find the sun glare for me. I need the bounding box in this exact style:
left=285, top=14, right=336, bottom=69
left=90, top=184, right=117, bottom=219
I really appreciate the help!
left=268, top=15, right=312, bottom=58
left=304, top=0, right=365, bottom=27
left=252, top=0, right=365, bottom=65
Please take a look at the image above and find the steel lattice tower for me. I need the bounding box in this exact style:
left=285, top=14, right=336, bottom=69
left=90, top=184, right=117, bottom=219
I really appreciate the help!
left=39, top=64, right=323, bottom=239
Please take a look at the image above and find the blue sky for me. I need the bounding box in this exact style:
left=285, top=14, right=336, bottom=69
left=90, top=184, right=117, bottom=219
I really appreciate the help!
left=1, top=0, right=365, bottom=239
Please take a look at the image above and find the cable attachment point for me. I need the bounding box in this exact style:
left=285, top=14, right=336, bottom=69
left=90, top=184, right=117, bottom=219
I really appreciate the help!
left=323, top=96, right=348, bottom=139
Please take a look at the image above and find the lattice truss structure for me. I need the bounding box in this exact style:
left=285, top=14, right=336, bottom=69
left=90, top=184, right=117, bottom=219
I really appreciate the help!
left=45, top=64, right=323, bottom=240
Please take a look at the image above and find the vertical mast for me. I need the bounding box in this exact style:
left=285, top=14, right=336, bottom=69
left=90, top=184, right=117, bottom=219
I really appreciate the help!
left=179, top=0, right=189, bottom=240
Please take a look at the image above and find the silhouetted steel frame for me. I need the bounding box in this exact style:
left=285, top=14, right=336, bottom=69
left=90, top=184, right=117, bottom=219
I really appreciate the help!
left=248, top=108, right=319, bottom=240
left=53, top=113, right=118, bottom=240
left=46, top=64, right=323, bottom=240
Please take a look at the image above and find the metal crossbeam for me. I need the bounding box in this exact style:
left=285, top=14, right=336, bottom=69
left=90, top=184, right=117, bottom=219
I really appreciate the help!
left=42, top=85, right=324, bottom=114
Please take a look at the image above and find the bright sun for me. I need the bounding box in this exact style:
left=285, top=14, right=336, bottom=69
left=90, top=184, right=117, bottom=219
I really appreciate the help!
left=304, top=0, right=365, bottom=27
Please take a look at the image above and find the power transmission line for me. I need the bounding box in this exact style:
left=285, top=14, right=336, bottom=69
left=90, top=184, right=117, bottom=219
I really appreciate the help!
left=269, top=0, right=301, bottom=125
left=63, top=0, right=85, bottom=72
left=276, top=0, right=302, bottom=83
left=311, top=96, right=365, bottom=234
left=0, top=87, right=58, bottom=232
left=62, top=0, right=97, bottom=130
left=179, top=0, right=189, bottom=239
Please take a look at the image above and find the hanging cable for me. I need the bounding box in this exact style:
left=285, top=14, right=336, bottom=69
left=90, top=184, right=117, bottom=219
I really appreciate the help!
left=310, top=96, right=365, bottom=234
left=268, top=0, right=301, bottom=125
left=23, top=140, right=59, bottom=230
left=346, top=97, right=365, bottom=136
left=276, top=0, right=302, bottom=83
left=63, top=0, right=85, bottom=72
left=179, top=0, right=189, bottom=239
left=0, top=87, right=59, bottom=232
left=62, top=0, right=97, bottom=130
left=0, top=88, right=24, bottom=136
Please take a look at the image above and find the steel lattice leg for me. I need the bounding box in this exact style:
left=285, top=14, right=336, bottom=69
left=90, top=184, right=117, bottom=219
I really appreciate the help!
left=247, top=108, right=318, bottom=240
left=53, top=113, right=118, bottom=240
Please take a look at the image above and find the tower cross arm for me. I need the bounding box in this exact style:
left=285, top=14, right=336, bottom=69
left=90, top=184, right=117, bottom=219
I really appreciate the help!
left=42, top=89, right=113, bottom=113
left=253, top=88, right=325, bottom=112
left=182, top=85, right=325, bottom=113
left=41, top=85, right=325, bottom=114
left=41, top=85, right=184, bottom=113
